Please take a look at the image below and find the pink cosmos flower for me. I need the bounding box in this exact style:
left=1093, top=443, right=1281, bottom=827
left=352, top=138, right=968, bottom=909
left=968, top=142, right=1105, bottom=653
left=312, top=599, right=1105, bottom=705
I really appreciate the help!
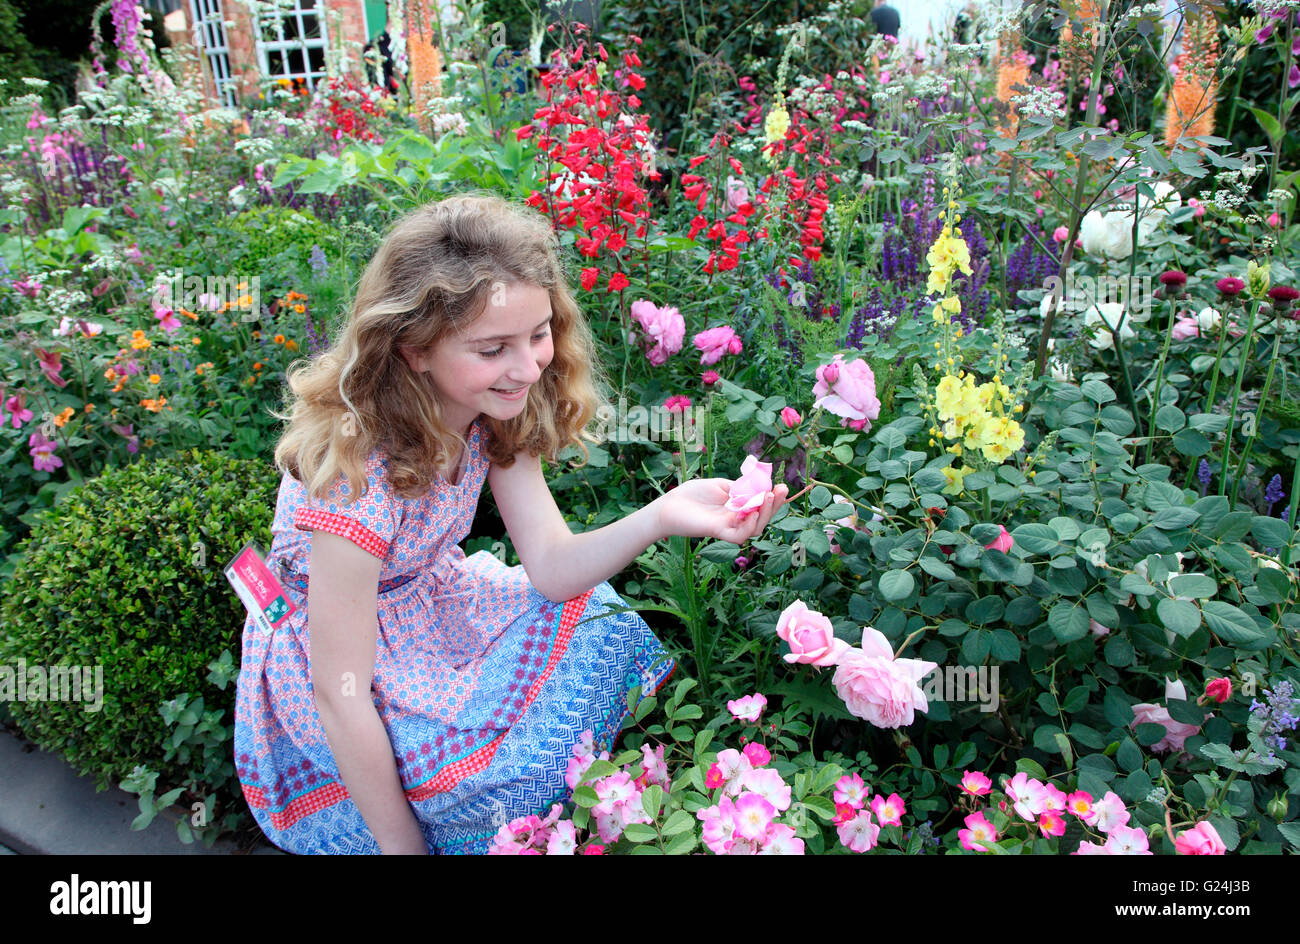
left=1103, top=824, right=1152, bottom=855
left=958, top=811, right=998, bottom=852
left=738, top=767, right=792, bottom=812
left=984, top=525, right=1013, bottom=553
left=959, top=771, right=992, bottom=796
left=870, top=792, right=905, bottom=826
left=831, top=627, right=936, bottom=728
left=775, top=600, right=850, bottom=666
left=837, top=809, right=880, bottom=853
left=812, top=354, right=881, bottom=432
left=780, top=406, right=801, bottom=428
left=835, top=773, right=869, bottom=809
left=727, top=692, right=768, bottom=722
left=1093, top=791, right=1130, bottom=833
left=630, top=299, right=685, bottom=366
left=664, top=394, right=692, bottom=413
left=1174, top=821, right=1226, bottom=855
left=742, top=742, right=771, bottom=767
left=726, top=454, right=773, bottom=517
left=1005, top=772, right=1049, bottom=822
left=694, top=325, right=743, bottom=365
left=1066, top=790, right=1098, bottom=824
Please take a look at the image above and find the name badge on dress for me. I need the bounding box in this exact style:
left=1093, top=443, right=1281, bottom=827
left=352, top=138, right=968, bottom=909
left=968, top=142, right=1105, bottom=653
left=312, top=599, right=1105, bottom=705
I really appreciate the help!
left=224, top=539, right=297, bottom=633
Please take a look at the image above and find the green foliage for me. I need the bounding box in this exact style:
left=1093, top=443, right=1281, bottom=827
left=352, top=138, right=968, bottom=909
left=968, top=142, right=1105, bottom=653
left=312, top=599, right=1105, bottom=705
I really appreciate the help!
left=0, top=449, right=278, bottom=828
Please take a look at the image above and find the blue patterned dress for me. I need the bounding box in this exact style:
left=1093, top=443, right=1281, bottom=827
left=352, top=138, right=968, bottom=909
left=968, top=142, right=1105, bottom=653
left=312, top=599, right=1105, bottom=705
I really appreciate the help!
left=233, top=417, right=674, bottom=854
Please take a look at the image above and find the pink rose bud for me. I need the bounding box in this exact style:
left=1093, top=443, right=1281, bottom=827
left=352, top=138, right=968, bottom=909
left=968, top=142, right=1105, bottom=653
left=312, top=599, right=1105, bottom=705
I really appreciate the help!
left=1268, top=212, right=1281, bottom=227
left=1174, top=821, right=1226, bottom=855
left=780, top=406, right=801, bottom=428
left=1204, top=677, right=1232, bottom=703
left=776, top=600, right=850, bottom=666
left=727, top=336, right=743, bottom=355
left=820, top=361, right=840, bottom=385
left=1052, top=226, right=1069, bottom=243
left=984, top=525, right=1014, bottom=553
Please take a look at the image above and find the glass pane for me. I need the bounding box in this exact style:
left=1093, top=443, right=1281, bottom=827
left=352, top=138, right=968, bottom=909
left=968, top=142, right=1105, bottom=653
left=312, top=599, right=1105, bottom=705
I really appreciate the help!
left=292, top=47, right=308, bottom=76
left=302, top=13, right=321, bottom=39
left=268, top=49, right=285, bottom=76
left=283, top=15, right=300, bottom=41
left=307, top=45, right=326, bottom=75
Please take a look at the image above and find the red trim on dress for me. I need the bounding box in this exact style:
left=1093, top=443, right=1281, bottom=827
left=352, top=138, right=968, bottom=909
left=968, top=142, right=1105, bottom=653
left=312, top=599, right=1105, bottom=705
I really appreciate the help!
left=293, top=508, right=390, bottom=559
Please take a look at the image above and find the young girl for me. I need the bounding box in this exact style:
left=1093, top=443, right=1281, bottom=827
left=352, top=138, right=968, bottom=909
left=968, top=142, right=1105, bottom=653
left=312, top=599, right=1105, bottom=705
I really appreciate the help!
left=234, top=193, right=789, bottom=854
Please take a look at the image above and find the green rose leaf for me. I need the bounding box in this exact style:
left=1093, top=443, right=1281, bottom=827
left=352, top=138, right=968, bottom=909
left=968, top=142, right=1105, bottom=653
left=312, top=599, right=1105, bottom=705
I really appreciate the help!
left=879, top=569, right=915, bottom=602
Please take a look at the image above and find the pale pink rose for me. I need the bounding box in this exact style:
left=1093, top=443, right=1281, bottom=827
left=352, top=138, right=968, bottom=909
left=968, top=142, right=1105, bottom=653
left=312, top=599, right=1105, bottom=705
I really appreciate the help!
left=758, top=822, right=805, bottom=855
left=1089, top=619, right=1110, bottom=637
left=714, top=748, right=754, bottom=796
left=1103, top=824, right=1152, bottom=855
left=726, top=175, right=750, bottom=211
left=726, top=453, right=773, bottom=517
left=640, top=743, right=669, bottom=788
left=631, top=299, right=685, bottom=366
left=837, top=809, right=881, bottom=852
left=1188, top=197, right=1205, bottom=218
left=738, top=767, right=792, bottom=812
left=727, top=692, right=768, bottom=722
left=1171, top=316, right=1202, bottom=340
left=1130, top=703, right=1200, bottom=753
left=834, top=772, right=869, bottom=808
left=732, top=791, right=778, bottom=842
left=546, top=820, right=578, bottom=854
left=697, top=797, right=738, bottom=854
left=984, top=525, right=1014, bottom=553
left=1040, top=783, right=1069, bottom=813
left=776, top=600, right=851, bottom=666
left=830, top=627, right=937, bottom=728
left=813, top=355, right=881, bottom=431
left=1174, top=821, right=1226, bottom=855
left=1093, top=791, right=1130, bottom=833
left=1073, top=840, right=1111, bottom=855
left=694, top=325, right=742, bottom=365
left=1005, top=772, right=1049, bottom=821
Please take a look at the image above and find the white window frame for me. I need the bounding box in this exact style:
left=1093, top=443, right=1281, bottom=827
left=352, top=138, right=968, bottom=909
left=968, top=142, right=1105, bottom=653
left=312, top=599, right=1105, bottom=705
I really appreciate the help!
left=188, top=0, right=238, bottom=107
left=253, top=0, right=329, bottom=92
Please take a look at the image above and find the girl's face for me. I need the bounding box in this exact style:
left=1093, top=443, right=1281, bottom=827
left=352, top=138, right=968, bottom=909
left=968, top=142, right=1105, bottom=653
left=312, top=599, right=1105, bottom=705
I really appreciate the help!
left=401, top=281, right=555, bottom=437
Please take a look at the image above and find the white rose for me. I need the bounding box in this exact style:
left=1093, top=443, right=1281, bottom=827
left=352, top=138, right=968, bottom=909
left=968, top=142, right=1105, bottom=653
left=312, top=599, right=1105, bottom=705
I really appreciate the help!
left=1084, top=301, right=1136, bottom=350
left=1100, top=212, right=1134, bottom=259
left=1196, top=306, right=1221, bottom=332
left=1080, top=210, right=1109, bottom=257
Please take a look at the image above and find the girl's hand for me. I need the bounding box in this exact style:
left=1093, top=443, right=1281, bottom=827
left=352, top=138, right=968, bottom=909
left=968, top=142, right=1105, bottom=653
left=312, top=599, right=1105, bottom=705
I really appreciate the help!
left=655, top=478, right=790, bottom=545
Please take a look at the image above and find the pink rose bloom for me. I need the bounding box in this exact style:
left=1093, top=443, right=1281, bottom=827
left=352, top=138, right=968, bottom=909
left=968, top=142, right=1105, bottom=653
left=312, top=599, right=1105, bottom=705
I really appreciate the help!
left=698, top=796, right=739, bottom=854
left=834, top=773, right=869, bottom=808
left=640, top=743, right=669, bottom=788
left=742, top=742, right=771, bottom=767
left=1171, top=316, right=1202, bottom=340
left=1066, top=790, right=1097, bottom=824
left=870, top=792, right=905, bottom=826
left=1052, top=225, right=1069, bottom=243
left=1005, top=772, right=1049, bottom=822
left=1103, top=824, right=1152, bottom=855
left=631, top=299, right=685, bottom=366
left=705, top=764, right=725, bottom=789
left=727, top=692, right=768, bottom=722
left=726, top=454, right=773, bottom=517
left=694, top=325, right=743, bottom=365
left=1038, top=812, right=1067, bottom=838
left=776, top=600, right=850, bottom=666
left=1188, top=197, right=1205, bottom=218
left=738, top=767, right=791, bottom=812
left=726, top=175, right=750, bottom=211
left=758, top=822, right=805, bottom=855
left=1174, top=821, right=1227, bottom=855
left=959, top=770, right=992, bottom=796
left=1089, top=619, right=1110, bottom=637
left=1130, top=703, right=1199, bottom=753
left=732, top=791, right=778, bottom=842
left=1040, top=783, right=1069, bottom=813
left=713, top=748, right=754, bottom=796
left=780, top=406, right=801, bottom=428
left=984, top=525, right=1013, bottom=553
left=1073, top=840, right=1110, bottom=855
left=830, top=627, right=937, bottom=728
left=1204, top=677, right=1232, bottom=704
left=813, top=355, right=881, bottom=431
left=837, top=809, right=881, bottom=853
left=958, top=811, right=998, bottom=852
left=1268, top=211, right=1281, bottom=227
left=546, top=820, right=578, bottom=855
left=1093, top=791, right=1130, bottom=833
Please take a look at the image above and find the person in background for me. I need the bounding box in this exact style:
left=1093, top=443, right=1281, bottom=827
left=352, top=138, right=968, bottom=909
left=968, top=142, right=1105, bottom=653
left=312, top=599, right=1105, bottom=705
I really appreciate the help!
left=871, top=0, right=902, bottom=38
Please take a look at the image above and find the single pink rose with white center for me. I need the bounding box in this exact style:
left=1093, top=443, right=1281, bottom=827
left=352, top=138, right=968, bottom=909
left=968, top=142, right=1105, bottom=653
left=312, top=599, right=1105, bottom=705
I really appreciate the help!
left=1040, top=783, right=1069, bottom=813
left=959, top=770, right=992, bottom=796
left=776, top=600, right=850, bottom=666
left=732, top=791, right=778, bottom=842
left=1103, top=824, right=1152, bottom=855
left=1174, top=821, right=1226, bottom=855
left=830, top=627, right=937, bottom=729
left=739, top=767, right=792, bottom=812
left=640, top=743, right=669, bottom=788
left=870, top=792, right=905, bottom=826
left=714, top=748, right=754, bottom=796
left=1005, top=772, right=1049, bottom=821
left=546, top=820, right=578, bottom=855
left=837, top=809, right=881, bottom=853
left=834, top=773, right=869, bottom=809
left=1038, top=812, right=1067, bottom=837
left=1066, top=790, right=1098, bottom=824
left=758, top=822, right=805, bottom=855
left=727, top=692, right=768, bottom=722
left=726, top=454, right=773, bottom=517
left=1093, top=791, right=1130, bottom=833
left=812, top=354, right=882, bottom=431
left=1073, top=840, right=1110, bottom=855
left=697, top=797, right=738, bottom=854
left=694, top=325, right=743, bottom=365
left=959, top=811, right=998, bottom=852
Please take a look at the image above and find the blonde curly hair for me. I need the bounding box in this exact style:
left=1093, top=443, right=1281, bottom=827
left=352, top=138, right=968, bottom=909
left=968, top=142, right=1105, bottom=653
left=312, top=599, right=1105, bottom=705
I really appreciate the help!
left=272, top=192, right=609, bottom=503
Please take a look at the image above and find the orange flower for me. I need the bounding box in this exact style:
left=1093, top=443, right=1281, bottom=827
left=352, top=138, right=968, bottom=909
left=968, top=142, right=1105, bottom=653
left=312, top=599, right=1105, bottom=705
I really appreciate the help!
left=131, top=330, right=151, bottom=350
left=181, top=308, right=199, bottom=320
left=285, top=339, right=298, bottom=352
left=407, top=2, right=443, bottom=138
left=195, top=361, right=215, bottom=376
left=192, top=337, right=202, bottom=345
left=141, top=396, right=168, bottom=413
left=252, top=330, right=261, bottom=339
left=84, top=403, right=95, bottom=413
left=293, top=304, right=305, bottom=314
left=274, top=334, right=286, bottom=344
left=53, top=406, right=75, bottom=427
left=1165, top=9, right=1218, bottom=151
left=253, top=362, right=263, bottom=371
left=148, top=373, right=161, bottom=384
left=995, top=32, right=1032, bottom=139
left=104, top=367, right=118, bottom=381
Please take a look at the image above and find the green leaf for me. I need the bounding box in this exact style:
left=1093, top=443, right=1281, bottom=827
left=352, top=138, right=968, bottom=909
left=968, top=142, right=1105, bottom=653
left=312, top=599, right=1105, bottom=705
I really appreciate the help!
left=1049, top=601, right=1089, bottom=642
left=1252, top=516, right=1293, bottom=549
left=1117, top=738, right=1143, bottom=773
left=1171, top=428, right=1210, bottom=456
left=878, top=569, right=915, bottom=602
left=573, top=785, right=600, bottom=808
left=980, top=549, right=1020, bottom=582
left=802, top=795, right=839, bottom=820
left=1157, top=597, right=1202, bottom=637
left=1012, top=523, right=1060, bottom=554
left=1154, top=405, right=1186, bottom=432
left=642, top=784, right=664, bottom=819
left=664, top=831, right=698, bottom=855
left=918, top=556, right=956, bottom=580
left=1153, top=507, right=1200, bottom=530
left=623, top=823, right=658, bottom=843
left=661, top=809, right=694, bottom=837
left=1167, top=573, right=1218, bottom=599
left=1080, top=380, right=1116, bottom=404
left=1247, top=105, right=1282, bottom=143
left=1201, top=601, right=1269, bottom=648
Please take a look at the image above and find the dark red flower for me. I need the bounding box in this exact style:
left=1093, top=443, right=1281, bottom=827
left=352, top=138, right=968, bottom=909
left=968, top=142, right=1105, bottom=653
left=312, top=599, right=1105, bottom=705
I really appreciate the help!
left=1216, top=277, right=1246, bottom=296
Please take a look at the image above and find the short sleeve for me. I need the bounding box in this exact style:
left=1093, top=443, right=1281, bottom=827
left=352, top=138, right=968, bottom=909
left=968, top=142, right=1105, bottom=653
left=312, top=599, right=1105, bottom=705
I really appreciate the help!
left=292, top=454, right=398, bottom=561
